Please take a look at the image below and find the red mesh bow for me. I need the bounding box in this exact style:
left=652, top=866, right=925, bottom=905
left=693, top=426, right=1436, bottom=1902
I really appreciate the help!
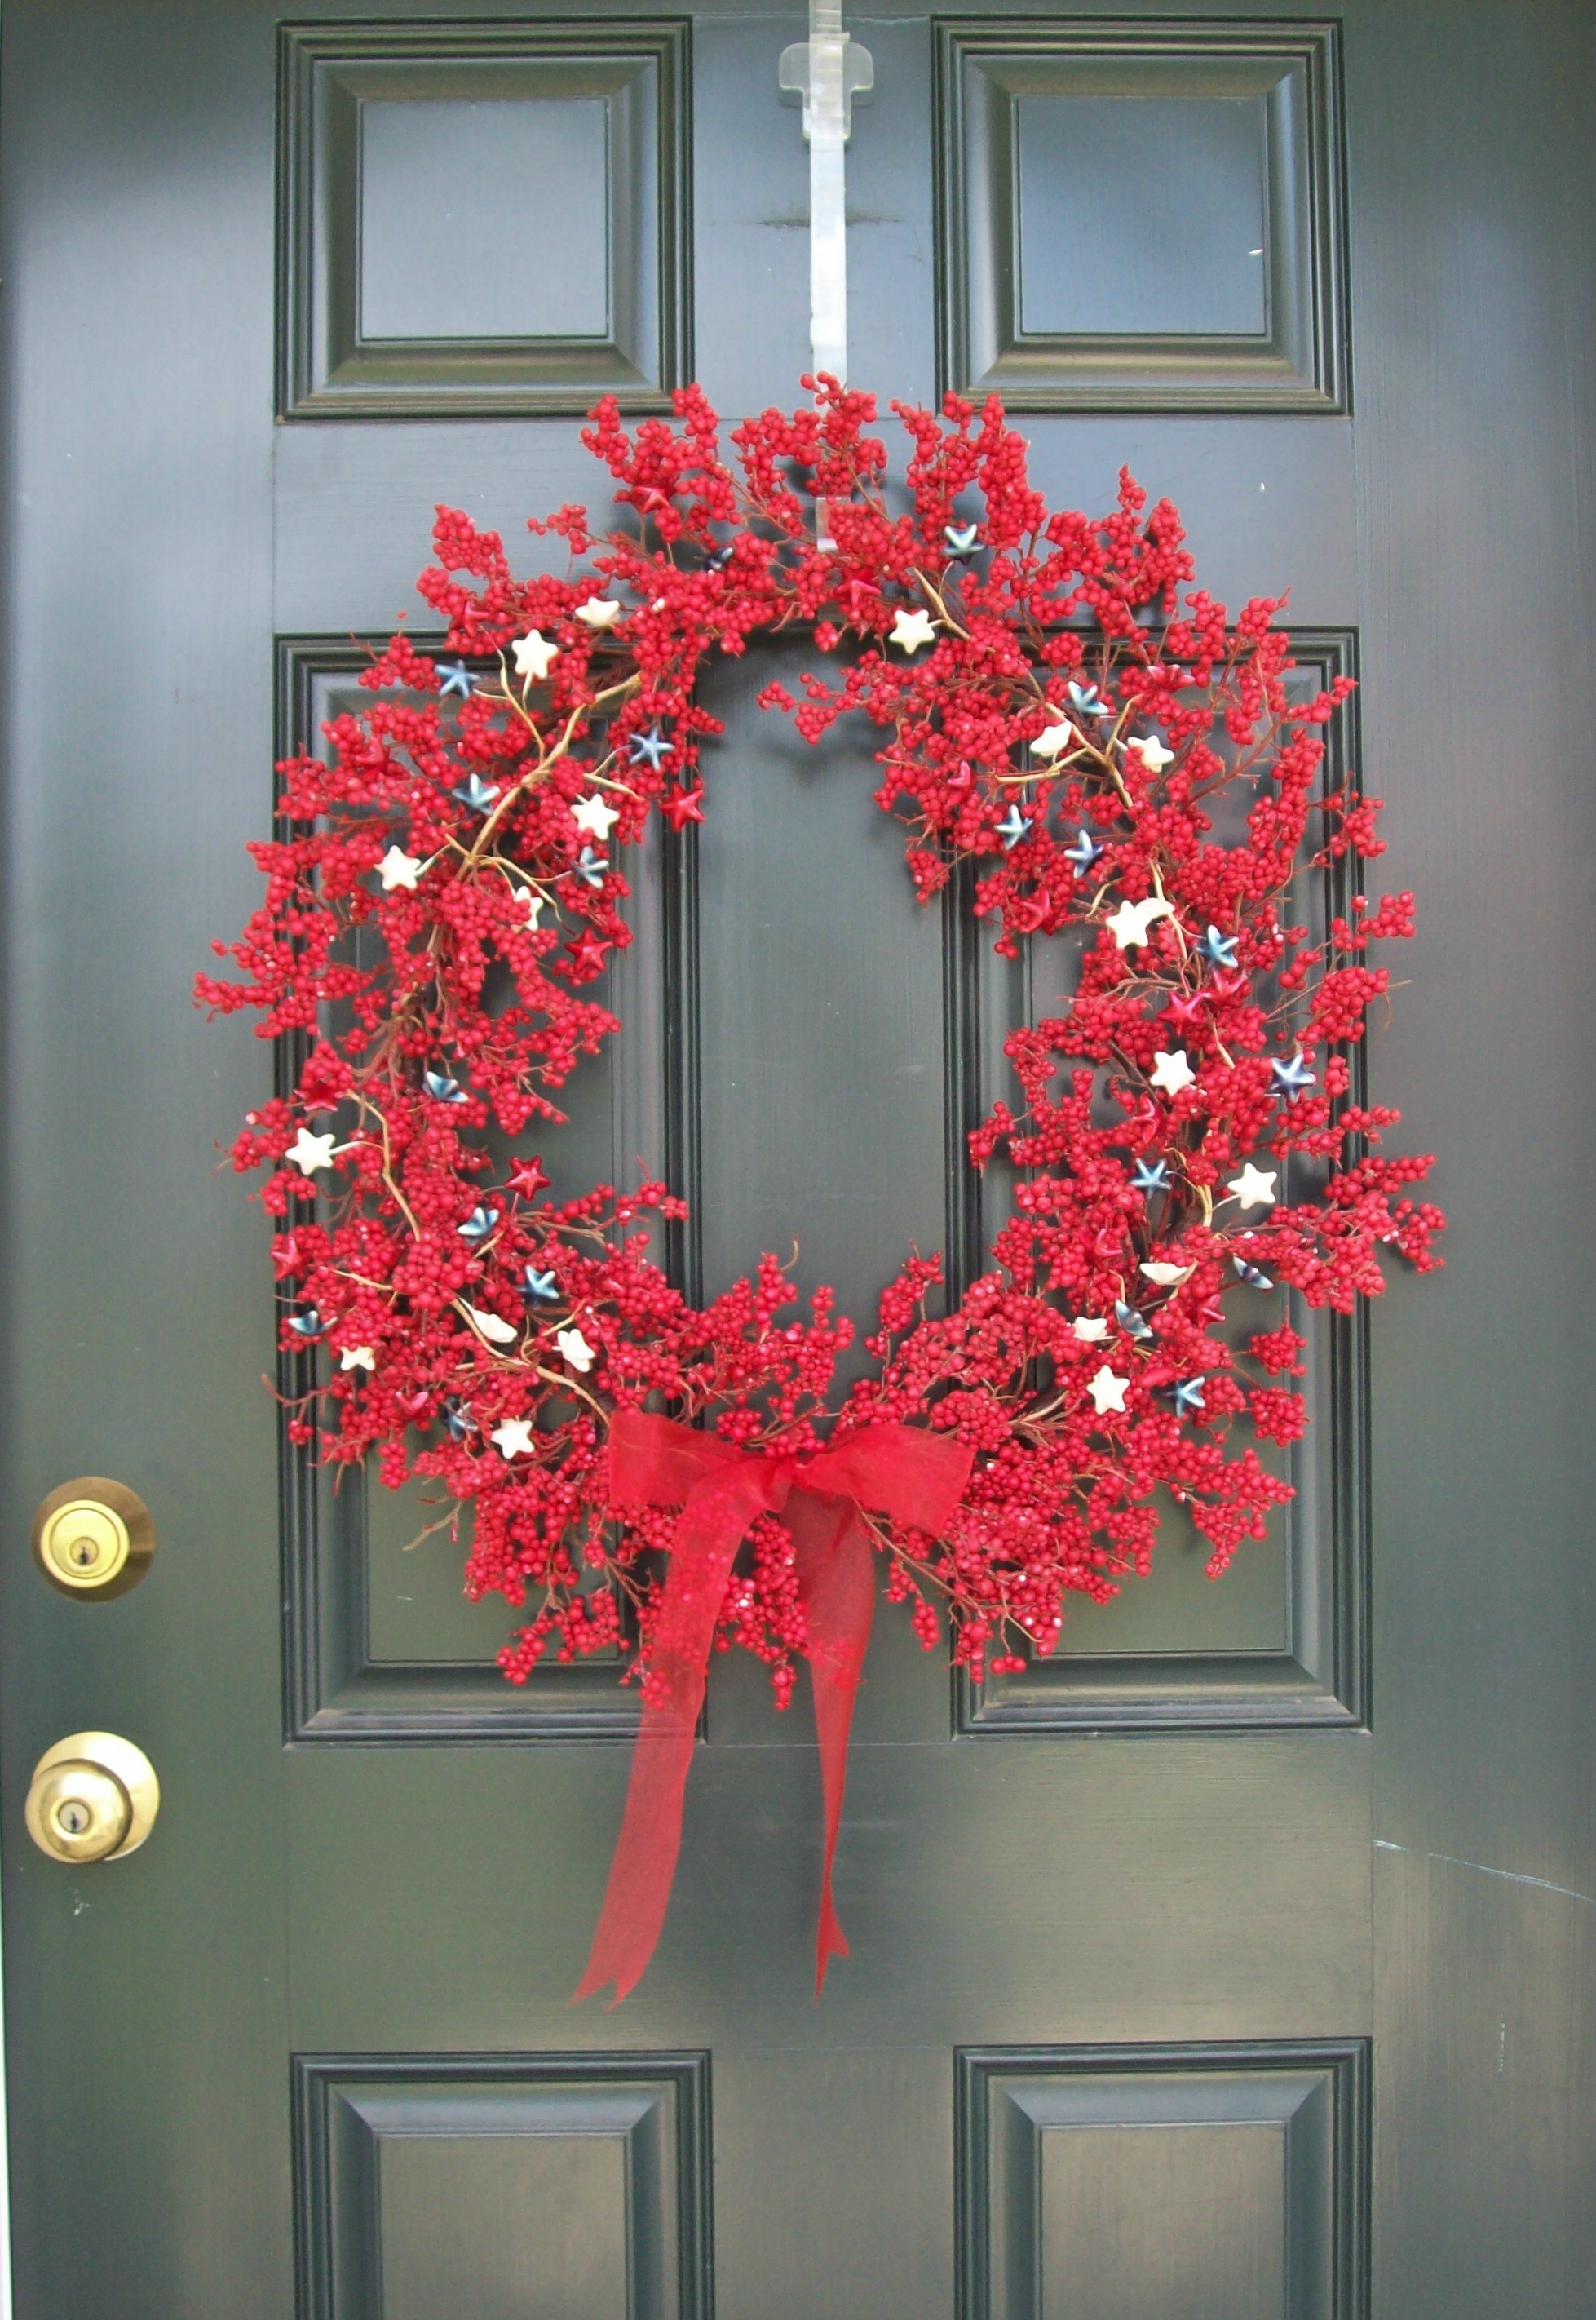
left=574, top=1410, right=974, bottom=2003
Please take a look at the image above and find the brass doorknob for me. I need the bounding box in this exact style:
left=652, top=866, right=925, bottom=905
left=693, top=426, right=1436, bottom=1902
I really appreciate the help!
left=24, top=1733, right=160, bottom=1864
left=32, top=1478, right=154, bottom=1599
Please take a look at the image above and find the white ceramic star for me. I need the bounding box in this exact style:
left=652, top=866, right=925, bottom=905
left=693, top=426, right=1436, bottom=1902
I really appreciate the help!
left=492, top=1416, right=537, bottom=1459
left=285, top=1127, right=338, bottom=1175
left=1226, top=1162, right=1279, bottom=1211
left=378, top=845, right=422, bottom=892
left=1139, top=1261, right=1195, bottom=1287
left=890, top=606, right=937, bottom=655
left=1031, top=718, right=1077, bottom=760
left=511, top=885, right=545, bottom=929
left=512, top=629, right=559, bottom=683
left=1086, top=1364, right=1130, bottom=1415
left=339, top=1345, right=375, bottom=1372
left=572, top=793, right=621, bottom=841
left=464, top=1303, right=519, bottom=1346
left=1127, top=733, right=1175, bottom=773
left=1150, top=1047, right=1196, bottom=1097
left=556, top=1326, right=596, bottom=1373
left=1072, top=1316, right=1110, bottom=1341
left=1106, top=895, right=1173, bottom=949
left=574, top=598, right=621, bottom=631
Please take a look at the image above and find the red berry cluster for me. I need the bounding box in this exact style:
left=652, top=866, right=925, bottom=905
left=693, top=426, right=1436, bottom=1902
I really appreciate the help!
left=201, top=379, right=1443, bottom=1698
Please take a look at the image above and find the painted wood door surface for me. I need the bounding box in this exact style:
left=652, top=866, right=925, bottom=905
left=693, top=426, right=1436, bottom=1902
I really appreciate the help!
left=2, top=5, right=1591, bottom=2316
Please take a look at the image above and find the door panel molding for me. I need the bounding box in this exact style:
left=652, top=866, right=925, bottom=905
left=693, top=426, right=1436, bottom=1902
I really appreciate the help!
left=273, top=636, right=694, bottom=1740
left=953, top=635, right=1369, bottom=1733
left=933, top=17, right=1349, bottom=414
left=277, top=19, right=694, bottom=419
left=278, top=629, right=1368, bottom=1740
left=957, top=2039, right=1368, bottom=2320
left=293, top=2051, right=712, bottom=2320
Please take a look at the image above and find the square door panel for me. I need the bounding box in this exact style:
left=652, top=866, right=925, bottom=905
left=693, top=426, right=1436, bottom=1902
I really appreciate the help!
left=356, top=95, right=612, bottom=344
left=294, top=2055, right=711, bottom=2320
left=278, top=21, right=692, bottom=418
left=958, top=2043, right=1368, bottom=2320
left=1015, top=91, right=1268, bottom=339
left=275, top=639, right=692, bottom=1739
left=953, top=638, right=1367, bottom=1731
left=934, top=20, right=1348, bottom=411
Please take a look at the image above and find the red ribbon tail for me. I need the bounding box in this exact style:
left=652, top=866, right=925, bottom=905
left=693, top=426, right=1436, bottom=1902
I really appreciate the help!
left=573, top=1462, right=771, bottom=2005
left=790, top=1495, right=877, bottom=1999
left=571, top=1711, right=697, bottom=2007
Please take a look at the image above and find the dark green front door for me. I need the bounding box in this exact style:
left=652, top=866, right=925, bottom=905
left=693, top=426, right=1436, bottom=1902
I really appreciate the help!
left=3, top=5, right=1592, bottom=2315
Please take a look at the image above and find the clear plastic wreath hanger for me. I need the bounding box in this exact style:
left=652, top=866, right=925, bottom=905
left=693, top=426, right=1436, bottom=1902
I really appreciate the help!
left=779, top=2, right=873, bottom=385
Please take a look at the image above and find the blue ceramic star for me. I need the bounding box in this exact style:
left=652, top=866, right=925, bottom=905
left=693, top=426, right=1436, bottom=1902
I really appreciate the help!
left=1063, top=826, right=1103, bottom=877
left=944, top=522, right=981, bottom=559
left=1232, top=1255, right=1275, bottom=1290
left=574, top=847, right=608, bottom=888
left=1068, top=680, right=1108, bottom=719
left=1169, top=1375, right=1207, bottom=1415
left=438, top=661, right=475, bottom=699
left=1203, top=924, right=1239, bottom=967
left=997, top=804, right=1033, bottom=851
left=705, top=543, right=735, bottom=571
left=288, top=1307, right=325, bottom=1339
left=424, top=1069, right=467, bottom=1104
left=1115, top=1299, right=1153, bottom=1340
left=519, top=1265, right=560, bottom=1304
left=1271, top=1049, right=1316, bottom=1095
left=443, top=1398, right=477, bottom=1441
left=628, top=725, right=674, bottom=771
left=452, top=773, right=500, bottom=815
left=1132, top=1157, right=1171, bottom=1195
left=457, top=1205, right=499, bottom=1244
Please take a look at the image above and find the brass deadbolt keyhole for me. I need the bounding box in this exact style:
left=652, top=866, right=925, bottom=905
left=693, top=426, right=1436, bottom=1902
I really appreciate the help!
left=24, top=1733, right=160, bottom=1865
left=31, top=1478, right=154, bottom=1599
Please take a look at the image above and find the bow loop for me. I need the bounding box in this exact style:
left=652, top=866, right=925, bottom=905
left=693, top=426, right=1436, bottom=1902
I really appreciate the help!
left=802, top=1419, right=977, bottom=1533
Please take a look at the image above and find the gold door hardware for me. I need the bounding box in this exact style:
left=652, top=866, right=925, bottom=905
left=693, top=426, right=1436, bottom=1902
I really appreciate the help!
left=24, top=1733, right=160, bottom=1865
left=31, top=1478, right=154, bottom=1599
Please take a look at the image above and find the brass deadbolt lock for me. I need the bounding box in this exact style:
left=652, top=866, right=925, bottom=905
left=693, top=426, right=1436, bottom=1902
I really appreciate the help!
left=31, top=1478, right=153, bottom=1599
left=24, top=1733, right=161, bottom=1865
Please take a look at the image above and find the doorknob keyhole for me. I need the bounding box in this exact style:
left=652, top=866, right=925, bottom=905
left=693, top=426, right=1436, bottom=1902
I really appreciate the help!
left=24, top=1735, right=158, bottom=1864
left=30, top=1480, right=154, bottom=1599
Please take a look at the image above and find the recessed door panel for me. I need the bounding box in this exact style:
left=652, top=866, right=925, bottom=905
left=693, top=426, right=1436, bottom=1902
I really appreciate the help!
left=934, top=19, right=1348, bottom=410
left=278, top=20, right=692, bottom=417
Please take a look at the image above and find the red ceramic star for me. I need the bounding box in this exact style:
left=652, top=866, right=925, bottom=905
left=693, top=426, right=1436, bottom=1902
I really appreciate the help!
left=1164, top=991, right=1207, bottom=1029
left=507, top=1157, right=550, bottom=1200
left=564, top=931, right=611, bottom=980
left=272, top=1233, right=303, bottom=1280
left=660, top=786, right=705, bottom=831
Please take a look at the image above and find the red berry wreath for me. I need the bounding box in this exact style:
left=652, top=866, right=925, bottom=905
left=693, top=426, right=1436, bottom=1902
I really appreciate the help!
left=201, top=379, right=1443, bottom=1998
